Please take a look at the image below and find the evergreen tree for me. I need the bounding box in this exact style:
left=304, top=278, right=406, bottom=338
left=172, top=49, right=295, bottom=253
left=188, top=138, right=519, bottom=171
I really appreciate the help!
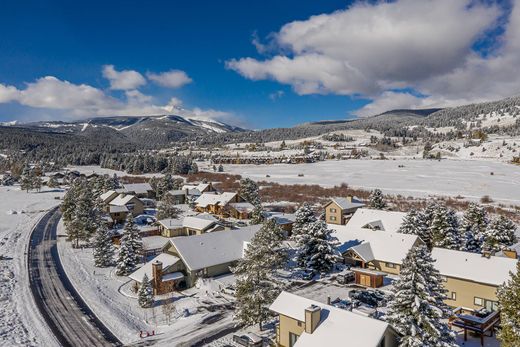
left=399, top=209, right=432, bottom=248
left=116, top=230, right=139, bottom=276
left=483, top=216, right=518, bottom=252
left=218, top=164, right=224, bottom=172
left=20, top=165, right=33, bottom=192
left=138, top=274, right=154, bottom=308
left=156, top=194, right=181, bottom=220
left=387, top=245, right=456, bottom=347
left=47, top=176, right=59, bottom=188
left=239, top=178, right=261, bottom=205
left=368, top=188, right=386, bottom=210
left=291, top=203, right=316, bottom=237
left=124, top=214, right=143, bottom=256
left=461, top=203, right=488, bottom=253
left=431, top=205, right=462, bottom=250
left=295, top=220, right=341, bottom=273
left=32, top=174, right=43, bottom=192
left=249, top=204, right=264, bottom=225
left=93, top=223, right=115, bottom=267
left=232, top=219, right=287, bottom=329
left=497, top=262, right=520, bottom=347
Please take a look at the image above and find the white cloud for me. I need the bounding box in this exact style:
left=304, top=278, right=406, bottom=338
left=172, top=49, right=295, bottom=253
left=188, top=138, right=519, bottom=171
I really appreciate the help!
left=102, top=65, right=146, bottom=90
left=0, top=84, right=20, bottom=103
left=269, top=90, right=284, bottom=100
left=228, top=0, right=520, bottom=116
left=147, top=70, right=192, bottom=88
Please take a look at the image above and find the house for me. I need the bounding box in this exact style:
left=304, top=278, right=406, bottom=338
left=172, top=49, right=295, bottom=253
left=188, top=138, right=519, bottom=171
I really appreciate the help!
left=122, top=183, right=155, bottom=198
left=141, top=235, right=171, bottom=257
left=166, top=189, right=188, bottom=204
left=100, top=190, right=119, bottom=205
left=267, top=212, right=296, bottom=233
left=108, top=194, right=145, bottom=222
left=324, top=197, right=365, bottom=225
left=329, top=224, right=422, bottom=275
left=228, top=202, right=255, bottom=219
left=161, top=225, right=261, bottom=288
left=270, top=291, right=399, bottom=347
left=158, top=214, right=223, bottom=237
left=497, top=241, right=520, bottom=259
left=345, top=208, right=406, bottom=232
left=431, top=247, right=518, bottom=311
left=129, top=253, right=187, bottom=294
left=195, top=192, right=247, bottom=218
left=182, top=182, right=215, bottom=197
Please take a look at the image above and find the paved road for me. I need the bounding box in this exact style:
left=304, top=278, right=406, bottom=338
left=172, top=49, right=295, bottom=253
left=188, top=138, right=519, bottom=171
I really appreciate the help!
left=28, top=207, right=122, bottom=347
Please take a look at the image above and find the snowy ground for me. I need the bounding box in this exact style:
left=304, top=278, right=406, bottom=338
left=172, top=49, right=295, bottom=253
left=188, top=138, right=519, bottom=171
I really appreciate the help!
left=222, top=159, right=520, bottom=204
left=57, top=220, right=238, bottom=346
left=0, top=185, right=64, bottom=347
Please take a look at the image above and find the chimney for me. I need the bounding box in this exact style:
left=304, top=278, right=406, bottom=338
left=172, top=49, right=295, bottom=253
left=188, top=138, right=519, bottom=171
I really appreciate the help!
left=305, top=305, right=321, bottom=334
left=346, top=195, right=353, bottom=202
left=152, top=260, right=163, bottom=294
left=503, top=249, right=518, bottom=259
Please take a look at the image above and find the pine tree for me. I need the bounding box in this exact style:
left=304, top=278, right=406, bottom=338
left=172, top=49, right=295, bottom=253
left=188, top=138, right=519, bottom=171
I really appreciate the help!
left=399, top=209, right=432, bottom=248
left=47, top=176, right=59, bottom=188
left=387, top=245, right=456, bottom=347
left=239, top=178, right=261, bottom=205
left=497, top=262, right=520, bottom=347
left=431, top=205, right=462, bottom=250
left=483, top=216, right=518, bottom=252
left=291, top=203, right=316, bottom=237
left=93, top=223, right=115, bottom=267
left=232, top=219, right=287, bottom=329
left=296, top=220, right=341, bottom=273
left=461, top=203, right=488, bottom=253
left=156, top=194, right=181, bottom=220
left=368, top=188, right=386, bottom=210
left=249, top=204, right=264, bottom=225
left=20, top=165, right=33, bottom=192
left=116, top=214, right=142, bottom=275
left=138, top=274, right=154, bottom=308
left=32, top=174, right=43, bottom=192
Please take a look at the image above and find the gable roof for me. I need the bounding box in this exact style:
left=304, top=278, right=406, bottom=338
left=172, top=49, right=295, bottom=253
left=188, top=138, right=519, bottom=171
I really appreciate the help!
left=100, top=190, right=118, bottom=202
left=348, top=242, right=375, bottom=262
left=431, top=247, right=518, bottom=286
left=110, top=194, right=140, bottom=206
left=195, top=192, right=237, bottom=208
left=229, top=202, right=255, bottom=213
left=123, top=183, right=153, bottom=195
left=330, top=224, right=419, bottom=265
left=182, top=214, right=218, bottom=230
left=327, top=197, right=365, bottom=211
left=270, top=291, right=390, bottom=347
left=346, top=208, right=406, bottom=233
left=167, top=225, right=261, bottom=271
left=129, top=253, right=181, bottom=282
left=109, top=205, right=129, bottom=213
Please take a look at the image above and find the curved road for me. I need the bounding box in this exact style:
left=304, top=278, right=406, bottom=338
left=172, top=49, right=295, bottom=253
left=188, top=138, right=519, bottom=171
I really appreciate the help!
left=28, top=207, right=122, bottom=347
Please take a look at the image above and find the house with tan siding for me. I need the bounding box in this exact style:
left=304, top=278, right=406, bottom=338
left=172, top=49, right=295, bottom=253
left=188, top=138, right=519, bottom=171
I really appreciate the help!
left=108, top=194, right=145, bottom=222
left=195, top=192, right=249, bottom=218
left=324, top=197, right=365, bottom=225
left=270, top=291, right=399, bottom=347
left=158, top=214, right=223, bottom=237
left=432, top=247, right=518, bottom=311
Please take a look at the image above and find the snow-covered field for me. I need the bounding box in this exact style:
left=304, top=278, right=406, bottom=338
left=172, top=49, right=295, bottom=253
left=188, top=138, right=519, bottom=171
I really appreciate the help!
left=223, top=159, right=520, bottom=204
left=0, top=186, right=64, bottom=347
left=57, top=220, right=237, bottom=346
left=66, top=165, right=166, bottom=178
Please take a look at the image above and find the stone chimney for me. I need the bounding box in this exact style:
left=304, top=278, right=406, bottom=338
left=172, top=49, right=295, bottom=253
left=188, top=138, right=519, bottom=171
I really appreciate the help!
left=305, top=304, right=321, bottom=334
left=152, top=260, right=163, bottom=294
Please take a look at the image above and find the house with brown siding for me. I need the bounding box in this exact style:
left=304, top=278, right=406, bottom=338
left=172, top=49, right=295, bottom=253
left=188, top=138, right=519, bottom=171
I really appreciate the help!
left=108, top=194, right=145, bottom=222
left=195, top=192, right=248, bottom=218
left=270, top=291, right=399, bottom=347
left=324, top=197, right=365, bottom=225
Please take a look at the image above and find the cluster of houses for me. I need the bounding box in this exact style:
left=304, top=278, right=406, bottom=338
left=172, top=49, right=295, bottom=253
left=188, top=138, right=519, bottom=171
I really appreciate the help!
left=95, top=181, right=518, bottom=347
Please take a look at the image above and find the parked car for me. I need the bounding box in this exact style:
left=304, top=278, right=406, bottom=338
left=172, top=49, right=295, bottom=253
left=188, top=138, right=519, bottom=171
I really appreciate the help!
left=336, top=270, right=355, bottom=284
left=233, top=332, right=263, bottom=347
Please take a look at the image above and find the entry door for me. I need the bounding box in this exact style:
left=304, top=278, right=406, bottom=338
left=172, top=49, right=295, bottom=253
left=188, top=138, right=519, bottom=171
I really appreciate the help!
left=360, top=274, right=371, bottom=287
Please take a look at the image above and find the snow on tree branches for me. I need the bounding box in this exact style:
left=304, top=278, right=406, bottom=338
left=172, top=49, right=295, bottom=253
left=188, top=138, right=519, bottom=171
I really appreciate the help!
left=138, top=274, right=154, bottom=308
left=93, top=223, right=115, bottom=267
left=497, top=262, right=520, bottom=347
left=116, top=214, right=142, bottom=276
left=295, top=220, right=341, bottom=274
left=368, top=188, right=386, bottom=210
left=239, top=178, right=261, bottom=206
left=291, top=203, right=317, bottom=237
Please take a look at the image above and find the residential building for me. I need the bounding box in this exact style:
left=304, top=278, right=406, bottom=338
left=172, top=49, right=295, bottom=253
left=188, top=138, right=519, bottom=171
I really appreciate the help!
left=182, top=182, right=215, bottom=198
left=100, top=190, right=119, bottom=205
left=270, top=291, right=399, bottom=347
left=158, top=214, right=223, bottom=237
left=324, top=197, right=365, bottom=225
left=129, top=253, right=187, bottom=294
left=166, top=189, right=188, bottom=204
left=195, top=192, right=248, bottom=218
left=345, top=208, right=406, bottom=232
left=432, top=247, right=518, bottom=311
left=122, top=183, right=155, bottom=198
left=108, top=194, right=145, bottom=222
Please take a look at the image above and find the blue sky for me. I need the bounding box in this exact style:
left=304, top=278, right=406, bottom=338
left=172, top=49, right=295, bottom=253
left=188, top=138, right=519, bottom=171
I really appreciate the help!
left=0, top=0, right=518, bottom=128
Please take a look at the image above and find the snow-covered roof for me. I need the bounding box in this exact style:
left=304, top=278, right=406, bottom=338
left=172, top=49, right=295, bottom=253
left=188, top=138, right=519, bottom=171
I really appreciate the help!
left=168, top=189, right=186, bottom=196
left=346, top=208, right=406, bottom=233
left=328, top=197, right=365, bottom=211
left=330, top=224, right=419, bottom=265
left=110, top=194, right=139, bottom=206
left=349, top=242, right=375, bottom=262
left=181, top=183, right=211, bottom=196
left=195, top=192, right=237, bottom=208
left=182, top=214, right=218, bottom=231
left=431, top=247, right=518, bottom=286
left=109, top=205, right=128, bottom=213
left=270, top=292, right=390, bottom=347
left=167, top=225, right=261, bottom=271
left=266, top=212, right=296, bottom=225
left=158, top=218, right=183, bottom=229
left=229, top=202, right=255, bottom=212
left=497, top=242, right=520, bottom=258
left=129, top=253, right=181, bottom=282
left=100, top=190, right=117, bottom=202
left=123, top=183, right=153, bottom=195
left=142, top=236, right=170, bottom=251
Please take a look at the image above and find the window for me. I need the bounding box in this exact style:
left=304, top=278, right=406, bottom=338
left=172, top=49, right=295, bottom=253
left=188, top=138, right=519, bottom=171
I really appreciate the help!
left=330, top=216, right=337, bottom=221
left=330, top=208, right=337, bottom=213
left=297, top=321, right=303, bottom=327
left=385, top=262, right=396, bottom=268
left=289, top=332, right=299, bottom=347
left=474, top=297, right=483, bottom=306
left=450, top=292, right=457, bottom=300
